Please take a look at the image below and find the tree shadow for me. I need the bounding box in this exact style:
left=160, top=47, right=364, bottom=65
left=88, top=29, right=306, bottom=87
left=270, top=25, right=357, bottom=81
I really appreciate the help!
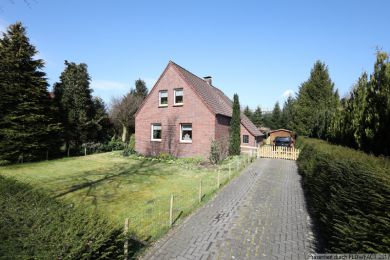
left=54, top=160, right=174, bottom=198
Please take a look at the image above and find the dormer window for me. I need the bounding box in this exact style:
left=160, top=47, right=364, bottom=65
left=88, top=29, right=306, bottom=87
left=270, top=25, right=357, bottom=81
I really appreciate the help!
left=159, top=90, right=168, bottom=107
left=174, top=88, right=183, bottom=105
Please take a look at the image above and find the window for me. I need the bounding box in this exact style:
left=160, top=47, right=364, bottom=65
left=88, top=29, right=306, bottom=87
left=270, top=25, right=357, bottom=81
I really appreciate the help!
left=159, top=90, right=168, bottom=106
left=180, top=124, right=192, bottom=143
left=243, top=135, right=249, bottom=144
left=174, top=88, right=184, bottom=105
left=151, top=124, right=162, bottom=141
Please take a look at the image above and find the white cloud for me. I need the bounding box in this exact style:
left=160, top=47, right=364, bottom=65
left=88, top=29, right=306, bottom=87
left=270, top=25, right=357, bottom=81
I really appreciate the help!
left=282, top=89, right=295, bottom=98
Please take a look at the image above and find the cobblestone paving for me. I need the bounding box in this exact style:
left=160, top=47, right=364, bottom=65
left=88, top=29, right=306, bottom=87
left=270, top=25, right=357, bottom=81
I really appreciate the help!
left=142, top=158, right=316, bottom=260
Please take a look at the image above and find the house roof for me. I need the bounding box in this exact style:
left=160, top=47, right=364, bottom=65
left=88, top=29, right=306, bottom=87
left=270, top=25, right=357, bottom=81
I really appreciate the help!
left=171, top=61, right=264, bottom=137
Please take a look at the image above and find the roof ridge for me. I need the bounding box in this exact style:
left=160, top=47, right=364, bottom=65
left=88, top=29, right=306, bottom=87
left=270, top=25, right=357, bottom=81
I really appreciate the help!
left=170, top=61, right=209, bottom=84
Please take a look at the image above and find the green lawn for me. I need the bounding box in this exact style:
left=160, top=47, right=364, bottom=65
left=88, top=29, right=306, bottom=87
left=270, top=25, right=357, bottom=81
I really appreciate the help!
left=0, top=152, right=249, bottom=241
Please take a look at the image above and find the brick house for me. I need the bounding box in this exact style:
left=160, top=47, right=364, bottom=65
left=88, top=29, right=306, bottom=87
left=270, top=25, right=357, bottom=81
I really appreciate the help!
left=135, top=61, right=264, bottom=158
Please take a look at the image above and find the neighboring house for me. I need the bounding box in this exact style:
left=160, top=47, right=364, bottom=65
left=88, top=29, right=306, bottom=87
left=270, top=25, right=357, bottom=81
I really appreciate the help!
left=266, top=129, right=295, bottom=146
left=135, top=61, right=264, bottom=158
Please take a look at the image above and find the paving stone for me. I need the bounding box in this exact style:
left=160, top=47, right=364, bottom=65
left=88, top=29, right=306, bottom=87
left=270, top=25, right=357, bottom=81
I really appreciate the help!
left=142, top=159, right=317, bottom=259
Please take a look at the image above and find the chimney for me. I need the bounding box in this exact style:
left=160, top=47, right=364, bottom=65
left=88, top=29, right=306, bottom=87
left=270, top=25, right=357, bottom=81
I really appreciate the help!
left=203, top=76, right=212, bottom=86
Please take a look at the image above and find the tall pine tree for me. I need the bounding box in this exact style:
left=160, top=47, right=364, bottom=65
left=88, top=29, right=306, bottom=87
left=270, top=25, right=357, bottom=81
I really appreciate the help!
left=252, top=106, right=263, bottom=127
left=293, top=61, right=339, bottom=138
left=55, top=61, right=95, bottom=152
left=0, top=22, right=61, bottom=162
left=229, top=94, right=241, bottom=155
left=271, top=102, right=282, bottom=129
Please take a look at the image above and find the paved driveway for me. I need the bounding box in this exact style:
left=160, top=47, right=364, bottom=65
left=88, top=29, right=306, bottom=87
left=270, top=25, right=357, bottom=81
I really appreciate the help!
left=142, top=158, right=316, bottom=260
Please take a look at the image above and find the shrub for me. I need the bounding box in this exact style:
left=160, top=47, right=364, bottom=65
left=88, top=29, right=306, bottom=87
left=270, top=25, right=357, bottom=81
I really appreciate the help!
left=0, top=176, right=123, bottom=259
left=297, top=137, right=390, bottom=253
left=209, top=139, right=229, bottom=164
left=129, top=134, right=136, bottom=151
left=157, top=152, right=175, bottom=161
left=108, top=137, right=126, bottom=151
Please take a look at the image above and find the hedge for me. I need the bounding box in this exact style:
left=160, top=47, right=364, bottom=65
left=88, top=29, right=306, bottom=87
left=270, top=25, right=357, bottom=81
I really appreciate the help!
left=0, top=176, right=124, bottom=259
left=297, top=138, right=390, bottom=253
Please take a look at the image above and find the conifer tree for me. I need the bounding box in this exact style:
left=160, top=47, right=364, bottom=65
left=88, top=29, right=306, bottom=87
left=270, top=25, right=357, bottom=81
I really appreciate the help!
left=0, top=22, right=61, bottom=162
left=281, top=96, right=295, bottom=129
left=293, top=61, right=339, bottom=138
left=133, top=78, right=148, bottom=98
left=243, top=106, right=252, bottom=119
left=271, top=102, right=282, bottom=129
left=55, top=61, right=95, bottom=151
left=229, top=94, right=241, bottom=155
left=251, top=106, right=263, bottom=127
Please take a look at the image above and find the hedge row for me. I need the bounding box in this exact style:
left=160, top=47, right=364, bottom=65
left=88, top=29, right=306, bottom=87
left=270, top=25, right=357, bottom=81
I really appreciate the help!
left=297, top=138, right=390, bottom=253
left=0, top=176, right=124, bottom=259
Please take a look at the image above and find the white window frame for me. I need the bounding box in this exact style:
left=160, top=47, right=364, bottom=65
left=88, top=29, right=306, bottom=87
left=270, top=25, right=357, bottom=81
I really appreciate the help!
left=174, top=88, right=184, bottom=106
left=242, top=134, right=249, bottom=144
left=180, top=123, right=192, bottom=143
left=151, top=123, right=162, bottom=141
left=159, top=90, right=168, bottom=107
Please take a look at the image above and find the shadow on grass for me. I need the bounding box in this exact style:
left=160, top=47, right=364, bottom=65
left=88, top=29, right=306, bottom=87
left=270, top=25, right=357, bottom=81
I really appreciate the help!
left=54, top=160, right=174, bottom=199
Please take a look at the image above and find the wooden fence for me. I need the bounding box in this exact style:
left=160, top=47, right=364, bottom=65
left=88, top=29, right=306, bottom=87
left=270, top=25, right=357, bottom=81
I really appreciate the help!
left=257, top=145, right=300, bottom=160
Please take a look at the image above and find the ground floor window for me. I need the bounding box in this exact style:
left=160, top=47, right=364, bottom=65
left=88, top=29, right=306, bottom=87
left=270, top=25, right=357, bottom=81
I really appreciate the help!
left=151, top=123, right=162, bottom=141
left=243, top=134, right=249, bottom=144
left=180, top=124, right=192, bottom=142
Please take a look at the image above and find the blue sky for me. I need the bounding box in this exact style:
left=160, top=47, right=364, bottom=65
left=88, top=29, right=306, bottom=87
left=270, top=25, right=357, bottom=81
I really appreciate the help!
left=1, top=0, right=389, bottom=111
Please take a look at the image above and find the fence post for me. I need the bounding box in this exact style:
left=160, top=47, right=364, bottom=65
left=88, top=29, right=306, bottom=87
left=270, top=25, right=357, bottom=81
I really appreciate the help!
left=84, top=146, right=87, bottom=156
left=199, top=179, right=202, bottom=203
left=124, top=218, right=129, bottom=260
left=217, top=169, right=220, bottom=188
left=169, top=194, right=174, bottom=226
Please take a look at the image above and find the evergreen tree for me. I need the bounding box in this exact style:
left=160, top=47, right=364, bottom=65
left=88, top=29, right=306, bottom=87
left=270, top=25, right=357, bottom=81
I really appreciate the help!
left=271, top=102, right=282, bottom=129
left=243, top=106, right=253, bottom=119
left=0, top=23, right=61, bottom=162
left=252, top=106, right=263, bottom=127
left=91, top=97, right=113, bottom=143
left=229, top=94, right=241, bottom=156
left=262, top=113, right=273, bottom=128
left=281, top=96, right=295, bottom=129
left=293, top=61, right=339, bottom=138
left=362, top=51, right=390, bottom=155
left=55, top=61, right=95, bottom=151
left=132, top=78, right=148, bottom=98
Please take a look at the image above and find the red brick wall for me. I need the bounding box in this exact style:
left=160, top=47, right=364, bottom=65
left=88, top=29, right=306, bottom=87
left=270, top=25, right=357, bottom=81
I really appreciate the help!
left=135, top=64, right=215, bottom=158
left=241, top=125, right=257, bottom=147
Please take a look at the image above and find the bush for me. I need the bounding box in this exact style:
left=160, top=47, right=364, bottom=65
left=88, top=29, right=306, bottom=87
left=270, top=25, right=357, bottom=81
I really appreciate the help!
left=123, top=135, right=136, bottom=157
left=157, top=152, right=175, bottom=161
left=297, top=137, right=390, bottom=253
left=0, top=176, right=123, bottom=259
left=108, top=137, right=126, bottom=151
left=209, top=139, right=229, bottom=164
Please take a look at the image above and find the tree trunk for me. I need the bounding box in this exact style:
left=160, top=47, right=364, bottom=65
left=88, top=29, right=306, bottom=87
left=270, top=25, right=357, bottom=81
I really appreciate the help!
left=121, top=125, right=128, bottom=142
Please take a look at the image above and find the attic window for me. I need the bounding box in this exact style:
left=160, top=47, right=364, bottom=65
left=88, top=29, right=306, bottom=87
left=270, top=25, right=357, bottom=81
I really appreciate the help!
left=159, top=90, right=168, bottom=106
left=174, top=88, right=183, bottom=105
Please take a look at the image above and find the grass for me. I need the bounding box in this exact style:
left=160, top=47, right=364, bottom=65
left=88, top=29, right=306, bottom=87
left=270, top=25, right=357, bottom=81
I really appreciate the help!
left=0, top=151, right=250, bottom=242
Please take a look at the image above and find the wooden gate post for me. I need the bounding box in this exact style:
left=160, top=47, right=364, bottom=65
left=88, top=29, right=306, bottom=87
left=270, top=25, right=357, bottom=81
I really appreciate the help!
left=169, top=194, right=174, bottom=226
left=124, top=218, right=129, bottom=260
left=217, top=170, right=220, bottom=188
left=199, top=180, right=202, bottom=203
